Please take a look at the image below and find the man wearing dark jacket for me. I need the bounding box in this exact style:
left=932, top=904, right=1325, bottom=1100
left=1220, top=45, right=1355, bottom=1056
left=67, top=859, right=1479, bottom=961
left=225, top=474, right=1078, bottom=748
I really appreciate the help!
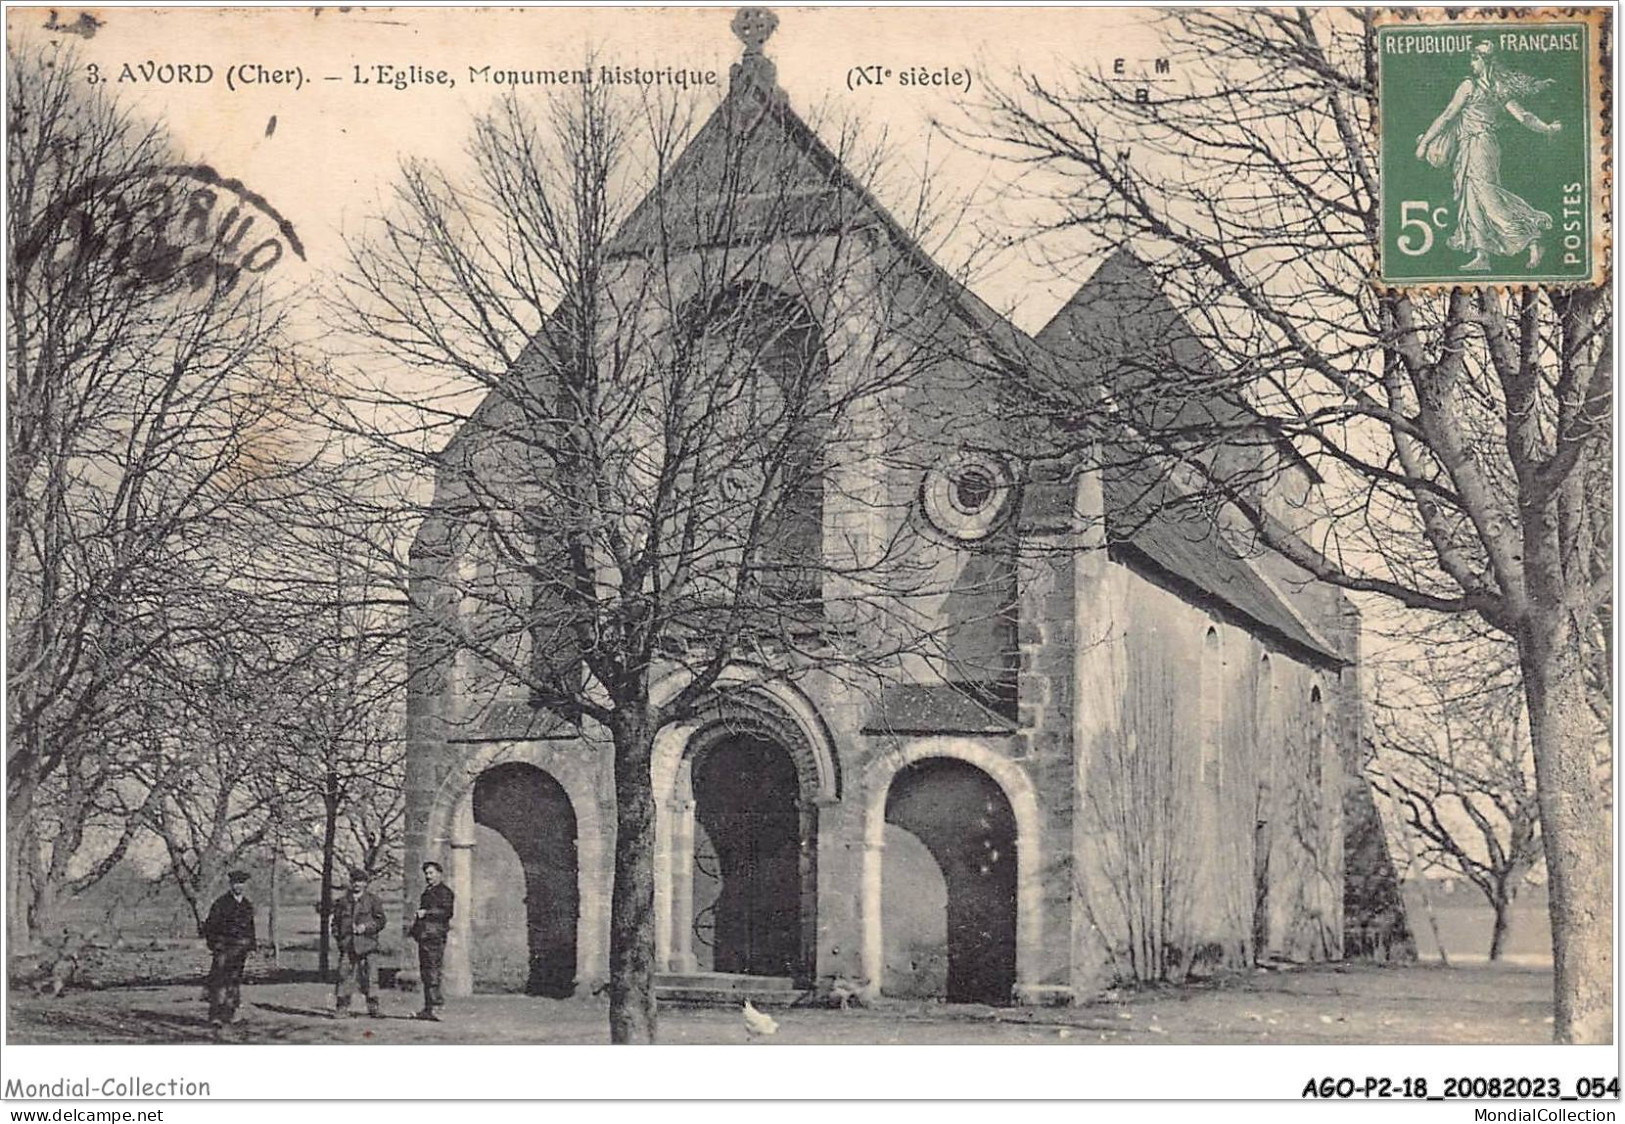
left=408, top=860, right=455, bottom=1021
left=333, top=866, right=387, bottom=1018
left=201, top=870, right=256, bottom=1028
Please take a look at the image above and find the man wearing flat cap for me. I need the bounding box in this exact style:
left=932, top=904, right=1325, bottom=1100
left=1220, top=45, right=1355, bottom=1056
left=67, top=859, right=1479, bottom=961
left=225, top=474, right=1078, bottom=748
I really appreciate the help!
left=201, top=870, right=256, bottom=1028
left=408, top=859, right=455, bottom=1021
left=333, top=866, right=387, bottom=1018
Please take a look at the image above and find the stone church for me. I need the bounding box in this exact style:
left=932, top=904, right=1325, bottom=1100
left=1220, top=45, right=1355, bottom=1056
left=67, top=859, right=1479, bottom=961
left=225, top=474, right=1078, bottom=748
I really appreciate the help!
left=403, top=10, right=1409, bottom=1005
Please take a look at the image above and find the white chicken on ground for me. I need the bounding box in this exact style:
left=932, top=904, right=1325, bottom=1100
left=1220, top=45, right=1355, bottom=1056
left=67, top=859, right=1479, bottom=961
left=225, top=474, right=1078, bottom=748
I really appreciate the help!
left=742, top=1000, right=779, bottom=1040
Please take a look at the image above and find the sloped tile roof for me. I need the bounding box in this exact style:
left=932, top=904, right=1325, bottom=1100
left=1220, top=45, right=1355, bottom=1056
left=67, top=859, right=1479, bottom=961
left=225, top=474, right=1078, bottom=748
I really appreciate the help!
left=861, top=683, right=1017, bottom=736
left=1103, top=467, right=1342, bottom=667
left=1037, top=252, right=1344, bottom=668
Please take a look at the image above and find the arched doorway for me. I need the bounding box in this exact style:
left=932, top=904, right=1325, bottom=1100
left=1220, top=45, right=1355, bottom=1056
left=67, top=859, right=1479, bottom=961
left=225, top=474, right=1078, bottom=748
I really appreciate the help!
left=883, top=757, right=1017, bottom=1004
left=689, top=734, right=808, bottom=981
left=472, top=763, right=578, bottom=997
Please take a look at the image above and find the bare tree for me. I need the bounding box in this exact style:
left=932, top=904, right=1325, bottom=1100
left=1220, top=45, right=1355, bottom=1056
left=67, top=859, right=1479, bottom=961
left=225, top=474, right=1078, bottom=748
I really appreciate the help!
left=1370, top=625, right=1543, bottom=960
left=255, top=512, right=407, bottom=976
left=336, top=65, right=1007, bottom=1041
left=970, top=9, right=1610, bottom=1041
left=1077, top=653, right=1199, bottom=983
left=138, top=639, right=280, bottom=931
left=6, top=40, right=311, bottom=946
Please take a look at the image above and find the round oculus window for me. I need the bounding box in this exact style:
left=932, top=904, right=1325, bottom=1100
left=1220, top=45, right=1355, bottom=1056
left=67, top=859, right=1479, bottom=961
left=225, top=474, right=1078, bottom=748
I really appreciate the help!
left=922, top=452, right=1014, bottom=540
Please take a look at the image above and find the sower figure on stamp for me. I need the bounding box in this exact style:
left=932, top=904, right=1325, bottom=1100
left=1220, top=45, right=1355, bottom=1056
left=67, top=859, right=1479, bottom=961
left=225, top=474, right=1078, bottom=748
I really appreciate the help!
left=408, top=860, right=455, bottom=1021
left=1415, top=40, right=1563, bottom=272
left=201, top=870, right=256, bottom=1029
left=333, top=866, right=387, bottom=1019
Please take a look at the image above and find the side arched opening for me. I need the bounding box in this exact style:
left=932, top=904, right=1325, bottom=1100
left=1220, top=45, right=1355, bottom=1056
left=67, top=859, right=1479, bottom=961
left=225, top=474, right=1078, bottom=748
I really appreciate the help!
left=883, top=757, right=1018, bottom=1004
left=471, top=762, right=579, bottom=997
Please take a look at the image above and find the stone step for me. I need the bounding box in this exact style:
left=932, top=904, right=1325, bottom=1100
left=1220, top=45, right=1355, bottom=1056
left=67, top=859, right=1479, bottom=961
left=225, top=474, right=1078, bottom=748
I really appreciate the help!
left=657, top=986, right=809, bottom=1008
left=655, top=971, right=808, bottom=1007
left=658, top=971, right=797, bottom=992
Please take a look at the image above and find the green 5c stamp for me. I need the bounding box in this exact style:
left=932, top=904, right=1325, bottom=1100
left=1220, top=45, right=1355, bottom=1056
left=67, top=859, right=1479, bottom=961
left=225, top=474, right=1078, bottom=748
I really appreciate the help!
left=1377, top=11, right=1608, bottom=287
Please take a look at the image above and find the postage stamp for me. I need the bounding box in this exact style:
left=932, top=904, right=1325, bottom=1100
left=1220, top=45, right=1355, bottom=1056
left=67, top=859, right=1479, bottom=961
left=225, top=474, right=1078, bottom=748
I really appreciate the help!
left=1375, top=8, right=1610, bottom=288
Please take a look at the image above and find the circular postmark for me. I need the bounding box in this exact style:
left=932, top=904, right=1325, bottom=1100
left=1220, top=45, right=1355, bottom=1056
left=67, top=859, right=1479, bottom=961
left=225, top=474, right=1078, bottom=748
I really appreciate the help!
left=15, top=163, right=304, bottom=297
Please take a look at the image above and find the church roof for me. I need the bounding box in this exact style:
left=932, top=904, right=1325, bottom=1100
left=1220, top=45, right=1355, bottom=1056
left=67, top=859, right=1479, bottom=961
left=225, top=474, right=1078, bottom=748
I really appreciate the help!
left=861, top=683, right=1016, bottom=737
left=436, top=15, right=1345, bottom=671
left=1102, top=464, right=1343, bottom=668
left=1037, top=251, right=1345, bottom=668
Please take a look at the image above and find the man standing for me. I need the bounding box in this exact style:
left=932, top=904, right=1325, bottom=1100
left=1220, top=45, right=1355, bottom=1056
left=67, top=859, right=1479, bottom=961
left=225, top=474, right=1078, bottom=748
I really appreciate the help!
left=408, top=860, right=455, bottom=1021
left=201, top=871, right=256, bottom=1029
left=333, top=866, right=387, bottom=1018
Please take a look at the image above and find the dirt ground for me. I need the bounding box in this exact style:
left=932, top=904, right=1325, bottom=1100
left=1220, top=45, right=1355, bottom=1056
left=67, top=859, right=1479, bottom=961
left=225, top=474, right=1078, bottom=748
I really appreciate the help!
left=6, top=960, right=1555, bottom=1045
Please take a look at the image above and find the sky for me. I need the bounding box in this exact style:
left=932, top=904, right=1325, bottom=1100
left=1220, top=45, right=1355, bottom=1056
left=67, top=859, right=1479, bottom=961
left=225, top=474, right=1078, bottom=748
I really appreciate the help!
left=7, top=5, right=1171, bottom=332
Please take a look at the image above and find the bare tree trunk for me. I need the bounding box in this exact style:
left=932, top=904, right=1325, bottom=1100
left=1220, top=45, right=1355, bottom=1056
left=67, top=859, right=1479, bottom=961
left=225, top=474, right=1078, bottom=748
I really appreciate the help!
left=268, top=848, right=281, bottom=967
left=1522, top=614, right=1613, bottom=1044
left=29, top=873, right=61, bottom=945
left=608, top=708, right=658, bottom=1044
left=35, top=785, right=85, bottom=939
left=1488, top=896, right=1512, bottom=962
left=319, top=788, right=338, bottom=978
left=6, top=782, right=40, bottom=950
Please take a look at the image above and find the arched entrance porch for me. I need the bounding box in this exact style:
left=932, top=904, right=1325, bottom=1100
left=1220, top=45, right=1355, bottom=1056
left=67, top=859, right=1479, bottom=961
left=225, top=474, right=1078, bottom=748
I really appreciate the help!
left=422, top=744, right=608, bottom=1000
left=862, top=737, right=1042, bottom=1003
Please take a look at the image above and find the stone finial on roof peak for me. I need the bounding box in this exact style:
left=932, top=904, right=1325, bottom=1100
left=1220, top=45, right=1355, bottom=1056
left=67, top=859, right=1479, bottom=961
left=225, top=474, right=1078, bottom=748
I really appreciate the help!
left=729, top=7, right=781, bottom=95
left=731, top=7, right=777, bottom=54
